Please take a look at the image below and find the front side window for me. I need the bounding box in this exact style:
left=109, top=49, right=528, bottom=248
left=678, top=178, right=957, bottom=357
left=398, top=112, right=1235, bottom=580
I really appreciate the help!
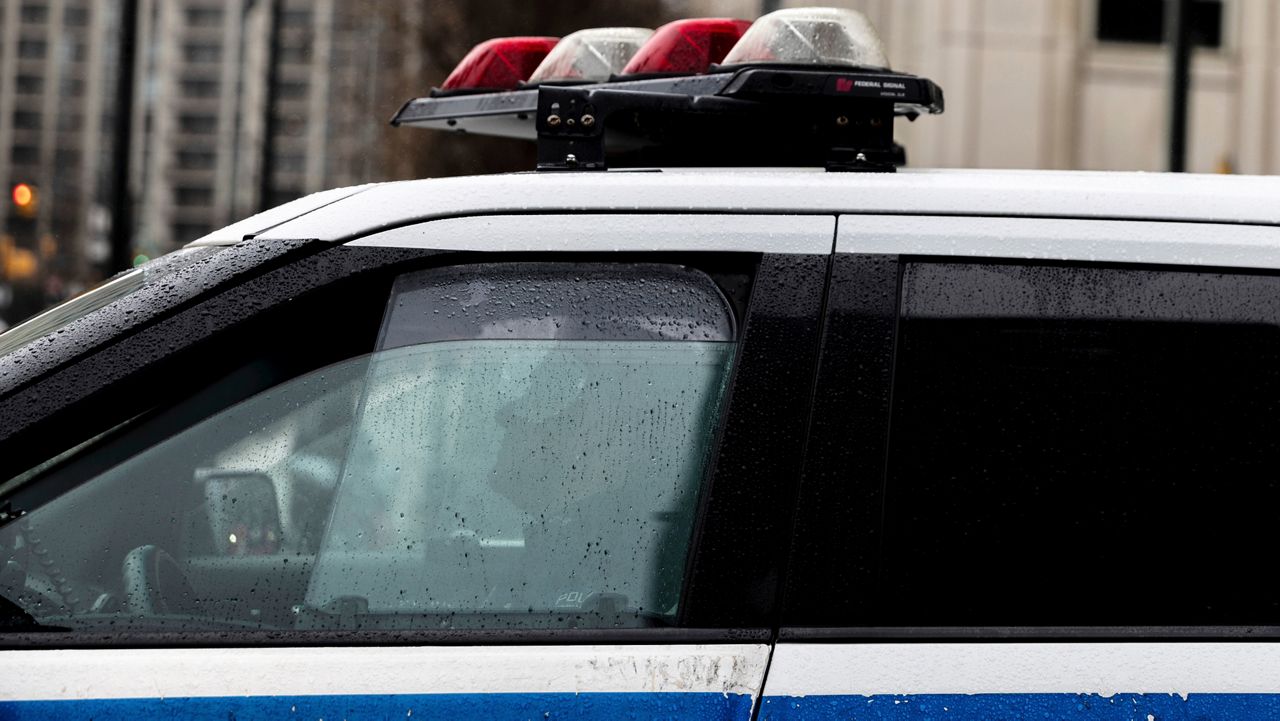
left=0, top=263, right=736, bottom=633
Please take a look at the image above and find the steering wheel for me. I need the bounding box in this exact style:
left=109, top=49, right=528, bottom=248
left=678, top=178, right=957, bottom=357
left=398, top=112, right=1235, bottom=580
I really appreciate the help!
left=122, top=545, right=199, bottom=616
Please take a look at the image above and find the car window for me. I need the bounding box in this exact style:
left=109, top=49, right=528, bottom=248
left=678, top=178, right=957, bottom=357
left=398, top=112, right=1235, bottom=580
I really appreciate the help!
left=0, top=263, right=736, bottom=633
left=878, top=261, right=1280, bottom=626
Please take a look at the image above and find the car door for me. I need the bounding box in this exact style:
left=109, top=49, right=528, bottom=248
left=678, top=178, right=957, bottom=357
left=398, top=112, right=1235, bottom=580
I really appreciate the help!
left=760, top=215, right=1280, bottom=719
left=0, top=213, right=832, bottom=719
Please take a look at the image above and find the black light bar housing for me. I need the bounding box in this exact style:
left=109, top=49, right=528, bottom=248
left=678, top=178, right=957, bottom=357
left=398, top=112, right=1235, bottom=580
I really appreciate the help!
left=391, top=65, right=944, bottom=173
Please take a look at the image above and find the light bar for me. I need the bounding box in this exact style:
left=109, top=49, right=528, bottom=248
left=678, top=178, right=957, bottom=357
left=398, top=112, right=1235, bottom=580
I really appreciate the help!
left=527, top=27, right=653, bottom=84
left=620, top=18, right=752, bottom=76
left=390, top=8, right=946, bottom=174
left=437, top=36, right=559, bottom=94
left=721, top=7, right=888, bottom=69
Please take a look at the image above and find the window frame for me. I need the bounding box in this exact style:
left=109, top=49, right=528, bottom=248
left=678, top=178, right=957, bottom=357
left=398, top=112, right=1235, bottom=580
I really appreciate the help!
left=0, top=212, right=835, bottom=648
left=780, top=213, right=1280, bottom=641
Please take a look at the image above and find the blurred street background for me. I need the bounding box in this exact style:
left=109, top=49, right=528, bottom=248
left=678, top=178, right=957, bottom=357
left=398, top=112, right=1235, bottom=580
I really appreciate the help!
left=0, top=0, right=1274, bottom=328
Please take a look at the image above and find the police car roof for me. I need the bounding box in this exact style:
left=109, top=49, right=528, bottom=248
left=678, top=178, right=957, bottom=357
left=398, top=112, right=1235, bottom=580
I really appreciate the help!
left=190, top=167, right=1280, bottom=247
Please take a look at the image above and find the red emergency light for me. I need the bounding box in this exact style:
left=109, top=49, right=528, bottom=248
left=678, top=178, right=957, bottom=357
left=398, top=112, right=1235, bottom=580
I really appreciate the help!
left=437, top=36, right=559, bottom=94
left=621, top=18, right=753, bottom=76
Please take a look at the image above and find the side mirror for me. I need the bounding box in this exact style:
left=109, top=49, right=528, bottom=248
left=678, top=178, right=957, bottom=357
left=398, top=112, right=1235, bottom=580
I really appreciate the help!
left=195, top=469, right=282, bottom=556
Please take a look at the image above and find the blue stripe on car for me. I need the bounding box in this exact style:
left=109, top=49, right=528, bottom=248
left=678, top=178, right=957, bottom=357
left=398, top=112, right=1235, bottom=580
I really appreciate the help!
left=0, top=691, right=754, bottom=721
left=760, top=693, right=1280, bottom=720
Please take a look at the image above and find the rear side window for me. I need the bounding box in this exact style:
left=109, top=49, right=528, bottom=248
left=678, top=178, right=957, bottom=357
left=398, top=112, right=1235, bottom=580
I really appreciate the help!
left=0, top=263, right=735, bottom=633
left=880, top=262, right=1280, bottom=626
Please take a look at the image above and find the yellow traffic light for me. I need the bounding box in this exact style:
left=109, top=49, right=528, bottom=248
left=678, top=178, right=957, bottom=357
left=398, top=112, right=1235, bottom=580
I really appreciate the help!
left=11, top=183, right=37, bottom=218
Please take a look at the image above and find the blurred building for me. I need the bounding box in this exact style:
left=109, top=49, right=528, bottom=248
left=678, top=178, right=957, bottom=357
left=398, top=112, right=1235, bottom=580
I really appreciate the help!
left=0, top=0, right=386, bottom=324
left=130, top=0, right=383, bottom=257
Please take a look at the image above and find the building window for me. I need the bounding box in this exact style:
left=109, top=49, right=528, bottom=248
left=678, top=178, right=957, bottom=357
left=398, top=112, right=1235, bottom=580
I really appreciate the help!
left=175, top=186, right=214, bottom=206
left=183, top=43, right=221, bottom=64
left=275, top=154, right=305, bottom=173
left=172, top=223, right=212, bottom=241
left=266, top=188, right=302, bottom=207
left=54, top=148, right=80, bottom=167
left=16, top=76, right=43, bottom=94
left=281, top=9, right=312, bottom=28
left=13, top=111, right=41, bottom=130
left=60, top=77, right=85, bottom=97
left=185, top=7, right=223, bottom=27
left=277, top=81, right=308, bottom=100
left=176, top=150, right=217, bottom=170
left=18, top=39, right=47, bottom=59
left=181, top=78, right=220, bottom=99
left=277, top=45, right=311, bottom=64
left=274, top=113, right=305, bottom=137
left=178, top=114, right=218, bottom=135
left=64, top=6, right=90, bottom=27
left=56, top=113, right=83, bottom=132
left=1096, top=0, right=1223, bottom=48
left=20, top=4, right=49, bottom=23
left=11, top=146, right=39, bottom=165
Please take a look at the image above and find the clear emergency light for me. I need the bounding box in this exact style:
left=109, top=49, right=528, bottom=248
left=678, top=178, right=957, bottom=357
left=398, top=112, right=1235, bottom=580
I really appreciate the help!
left=436, top=37, right=559, bottom=94
left=720, top=7, right=888, bottom=69
left=527, top=28, right=653, bottom=84
left=392, top=7, right=944, bottom=173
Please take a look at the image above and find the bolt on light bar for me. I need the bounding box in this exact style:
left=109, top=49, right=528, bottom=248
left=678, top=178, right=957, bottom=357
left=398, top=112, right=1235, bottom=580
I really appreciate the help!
left=527, top=27, right=654, bottom=84
left=437, top=36, right=559, bottom=94
left=620, top=18, right=752, bottom=76
left=721, top=7, right=888, bottom=69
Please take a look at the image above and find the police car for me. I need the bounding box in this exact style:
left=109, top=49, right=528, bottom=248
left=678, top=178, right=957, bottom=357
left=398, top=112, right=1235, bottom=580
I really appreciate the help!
left=3, top=8, right=1280, bottom=720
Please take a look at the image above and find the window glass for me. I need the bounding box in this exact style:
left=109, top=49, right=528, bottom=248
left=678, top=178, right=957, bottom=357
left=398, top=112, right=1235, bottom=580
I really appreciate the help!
left=13, top=111, right=41, bottom=130
left=1095, top=0, right=1222, bottom=48
left=880, top=262, right=1280, bottom=626
left=17, top=39, right=47, bottom=59
left=184, top=7, right=223, bottom=27
left=0, top=263, right=736, bottom=633
left=15, top=75, right=42, bottom=95
left=20, top=4, right=49, bottom=23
